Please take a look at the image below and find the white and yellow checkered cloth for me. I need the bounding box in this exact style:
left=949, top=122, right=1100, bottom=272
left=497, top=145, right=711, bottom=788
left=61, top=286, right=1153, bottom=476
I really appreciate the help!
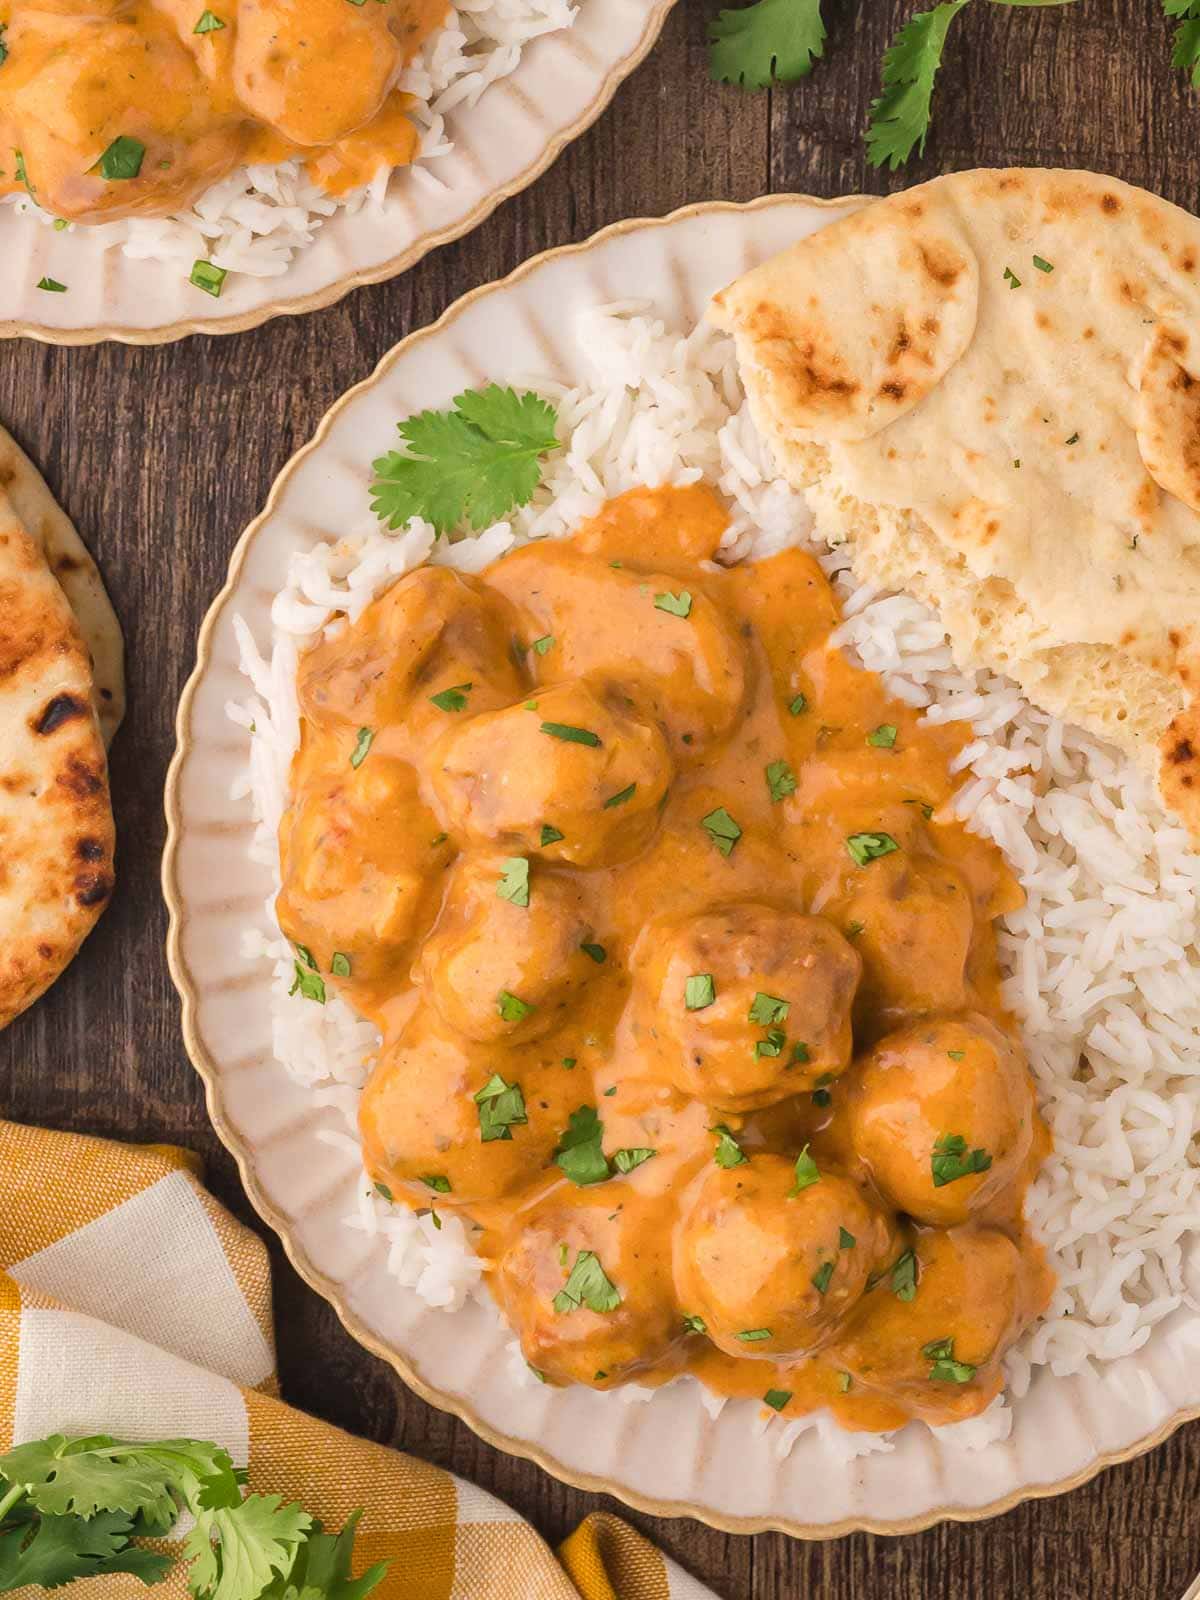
left=0, top=1120, right=717, bottom=1600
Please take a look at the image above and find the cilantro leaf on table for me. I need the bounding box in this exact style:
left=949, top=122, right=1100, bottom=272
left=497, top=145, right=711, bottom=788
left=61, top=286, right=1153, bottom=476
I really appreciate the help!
left=259, top=1513, right=388, bottom=1600
left=0, top=1507, right=171, bottom=1591
left=1164, top=0, right=1200, bottom=85
left=184, top=1495, right=311, bottom=1600
left=370, top=385, right=560, bottom=534
left=866, top=1, right=971, bottom=169
left=709, top=0, right=826, bottom=89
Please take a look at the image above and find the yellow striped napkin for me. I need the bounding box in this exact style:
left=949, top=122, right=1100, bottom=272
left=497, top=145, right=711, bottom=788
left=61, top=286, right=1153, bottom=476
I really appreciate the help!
left=0, top=1121, right=716, bottom=1600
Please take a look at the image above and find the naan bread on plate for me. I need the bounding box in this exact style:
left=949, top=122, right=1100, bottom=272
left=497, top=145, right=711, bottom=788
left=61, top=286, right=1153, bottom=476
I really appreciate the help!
left=0, top=425, right=124, bottom=747
left=0, top=481, right=116, bottom=1030
left=709, top=168, right=1200, bottom=836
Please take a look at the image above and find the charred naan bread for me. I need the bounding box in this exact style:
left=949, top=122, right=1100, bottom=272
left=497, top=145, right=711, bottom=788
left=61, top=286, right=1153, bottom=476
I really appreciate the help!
left=0, top=426, right=124, bottom=747
left=0, top=483, right=116, bottom=1030
left=709, top=168, right=1200, bottom=835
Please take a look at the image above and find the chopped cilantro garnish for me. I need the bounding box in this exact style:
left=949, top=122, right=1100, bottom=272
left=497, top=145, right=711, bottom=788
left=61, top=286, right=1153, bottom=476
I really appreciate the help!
left=1004, top=266, right=1022, bottom=290
left=540, top=823, right=565, bottom=845
left=474, top=1073, right=527, bottom=1141
left=788, top=693, right=808, bottom=716
left=603, top=783, right=637, bottom=809
left=350, top=726, right=374, bottom=768
left=922, top=1336, right=977, bottom=1383
left=811, top=1260, right=834, bottom=1295
left=555, top=1106, right=610, bottom=1186
left=838, top=1226, right=856, bottom=1249
left=754, top=1026, right=786, bottom=1059
left=331, top=952, right=351, bottom=978
left=422, top=1174, right=452, bottom=1193
left=763, top=1389, right=792, bottom=1412
left=682, top=1313, right=708, bottom=1335
left=553, top=1249, right=621, bottom=1314
left=496, top=990, right=534, bottom=1023
left=374, top=1180, right=394, bottom=1202
left=790, top=1145, right=820, bottom=1193
left=791, top=1041, right=811, bottom=1066
left=930, top=1132, right=993, bottom=1188
left=580, top=941, right=607, bottom=964
left=540, top=721, right=601, bottom=746
left=685, top=973, right=716, bottom=1011
left=613, top=1147, right=656, bottom=1173
left=294, top=943, right=317, bottom=970
left=1032, top=255, right=1054, bottom=274
left=890, top=1249, right=918, bottom=1302
left=748, top=992, right=788, bottom=1025
left=838, top=1371, right=852, bottom=1393
left=496, top=856, right=530, bottom=907
left=562, top=1057, right=577, bottom=1070
left=736, top=1328, right=772, bottom=1342
left=194, top=7, right=226, bottom=28
left=532, top=634, right=555, bottom=655
left=712, top=1124, right=747, bottom=1168
left=701, top=806, right=742, bottom=857
left=654, top=590, right=693, bottom=618
left=288, top=962, right=325, bottom=1004
left=867, top=724, right=897, bottom=748
left=94, top=136, right=145, bottom=181
left=845, top=831, right=899, bottom=866
left=36, top=277, right=66, bottom=293
left=429, top=682, right=472, bottom=712
left=947, top=1049, right=966, bottom=1061
left=765, top=759, right=797, bottom=802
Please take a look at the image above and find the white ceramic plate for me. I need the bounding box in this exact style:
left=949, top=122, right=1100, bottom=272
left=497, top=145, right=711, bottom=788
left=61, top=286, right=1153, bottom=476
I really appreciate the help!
left=164, top=195, right=1200, bottom=1536
left=0, top=0, right=672, bottom=346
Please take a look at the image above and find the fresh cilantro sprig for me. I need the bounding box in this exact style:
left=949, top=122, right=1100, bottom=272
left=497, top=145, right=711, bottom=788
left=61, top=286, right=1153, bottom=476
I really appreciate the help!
left=866, top=1, right=971, bottom=169
left=370, top=385, right=560, bottom=535
left=0, top=1434, right=387, bottom=1599
left=709, top=0, right=826, bottom=89
left=1164, top=0, right=1200, bottom=84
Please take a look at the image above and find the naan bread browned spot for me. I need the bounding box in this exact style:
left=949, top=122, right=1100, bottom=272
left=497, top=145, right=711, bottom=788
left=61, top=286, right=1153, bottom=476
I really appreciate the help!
left=0, top=425, right=124, bottom=746
left=710, top=168, right=1200, bottom=839
left=0, top=489, right=115, bottom=1030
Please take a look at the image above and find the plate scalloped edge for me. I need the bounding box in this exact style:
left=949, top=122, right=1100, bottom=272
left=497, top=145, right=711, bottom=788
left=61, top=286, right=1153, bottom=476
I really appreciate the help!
left=162, top=192, right=1200, bottom=1539
left=0, top=0, right=675, bottom=347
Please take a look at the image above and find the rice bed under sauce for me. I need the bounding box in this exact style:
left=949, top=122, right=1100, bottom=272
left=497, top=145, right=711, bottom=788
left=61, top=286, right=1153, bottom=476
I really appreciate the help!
left=229, top=305, right=1200, bottom=1462
left=3, top=0, right=577, bottom=282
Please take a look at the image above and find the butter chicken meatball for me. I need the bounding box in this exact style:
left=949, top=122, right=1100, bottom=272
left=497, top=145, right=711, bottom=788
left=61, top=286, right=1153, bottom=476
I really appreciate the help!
left=277, top=754, right=438, bottom=988
left=832, top=1226, right=1030, bottom=1420
left=631, top=905, right=861, bottom=1111
left=426, top=680, right=673, bottom=867
left=420, top=854, right=596, bottom=1043
left=484, top=541, right=748, bottom=758
left=359, top=1011, right=573, bottom=1207
left=494, top=1187, right=685, bottom=1387
left=296, top=565, right=523, bottom=761
left=845, top=1014, right=1038, bottom=1226
left=674, top=1155, right=895, bottom=1361
left=837, top=855, right=975, bottom=1030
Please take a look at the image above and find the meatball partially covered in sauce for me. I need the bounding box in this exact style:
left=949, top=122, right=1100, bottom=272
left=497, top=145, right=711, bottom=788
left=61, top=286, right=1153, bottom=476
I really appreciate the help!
left=420, top=853, right=596, bottom=1043
left=835, top=855, right=976, bottom=1032
left=426, top=680, right=673, bottom=867
left=844, top=1014, right=1038, bottom=1226
left=630, top=905, right=861, bottom=1111
left=674, top=1155, right=895, bottom=1361
left=359, top=1011, right=575, bottom=1208
left=494, top=1186, right=686, bottom=1387
left=831, top=1226, right=1031, bottom=1421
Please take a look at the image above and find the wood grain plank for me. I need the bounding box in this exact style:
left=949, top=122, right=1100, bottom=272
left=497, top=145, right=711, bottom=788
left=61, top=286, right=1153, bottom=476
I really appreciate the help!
left=3, top=0, right=1200, bottom=1594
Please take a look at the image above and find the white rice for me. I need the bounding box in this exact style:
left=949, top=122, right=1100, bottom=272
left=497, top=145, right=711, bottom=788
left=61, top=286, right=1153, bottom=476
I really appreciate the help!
left=3, top=0, right=576, bottom=281
left=228, top=305, right=1200, bottom=1461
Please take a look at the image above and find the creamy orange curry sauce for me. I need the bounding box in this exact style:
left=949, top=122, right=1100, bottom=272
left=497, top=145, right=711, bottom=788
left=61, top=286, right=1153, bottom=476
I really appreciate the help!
left=0, top=0, right=445, bottom=221
left=279, top=483, right=1053, bottom=1431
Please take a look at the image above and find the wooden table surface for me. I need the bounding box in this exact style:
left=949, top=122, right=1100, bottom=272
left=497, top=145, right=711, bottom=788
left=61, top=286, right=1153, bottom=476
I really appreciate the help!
left=3, top=2, right=1200, bottom=1595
